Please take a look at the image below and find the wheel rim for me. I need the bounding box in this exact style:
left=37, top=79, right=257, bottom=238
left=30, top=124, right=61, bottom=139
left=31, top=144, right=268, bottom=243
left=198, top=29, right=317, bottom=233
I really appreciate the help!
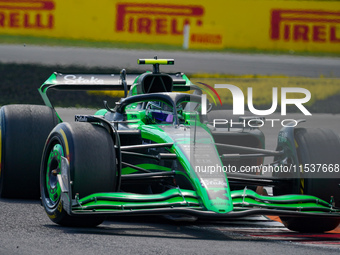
left=45, top=144, right=64, bottom=207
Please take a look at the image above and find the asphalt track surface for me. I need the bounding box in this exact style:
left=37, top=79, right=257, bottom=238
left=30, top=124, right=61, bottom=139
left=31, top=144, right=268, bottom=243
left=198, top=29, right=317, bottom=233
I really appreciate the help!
left=1, top=46, right=340, bottom=254
left=1, top=44, right=340, bottom=77
left=1, top=199, right=339, bottom=255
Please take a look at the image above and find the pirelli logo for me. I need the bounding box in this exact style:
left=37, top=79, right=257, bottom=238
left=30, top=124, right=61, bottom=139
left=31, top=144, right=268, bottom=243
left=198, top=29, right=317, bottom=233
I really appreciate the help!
left=116, top=3, right=204, bottom=35
left=0, top=0, right=55, bottom=29
left=270, top=9, right=340, bottom=43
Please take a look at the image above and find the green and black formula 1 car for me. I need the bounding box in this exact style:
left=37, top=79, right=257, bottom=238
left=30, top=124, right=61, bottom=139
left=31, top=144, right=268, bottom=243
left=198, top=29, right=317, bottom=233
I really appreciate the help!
left=1, top=58, right=339, bottom=232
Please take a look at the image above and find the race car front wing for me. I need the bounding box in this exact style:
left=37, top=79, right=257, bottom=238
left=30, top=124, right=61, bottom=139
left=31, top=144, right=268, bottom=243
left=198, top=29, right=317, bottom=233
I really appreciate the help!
left=57, top=156, right=340, bottom=219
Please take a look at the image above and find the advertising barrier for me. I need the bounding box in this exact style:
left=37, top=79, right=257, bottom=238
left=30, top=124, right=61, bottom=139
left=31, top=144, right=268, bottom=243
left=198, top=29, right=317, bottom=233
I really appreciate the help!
left=0, top=0, right=339, bottom=52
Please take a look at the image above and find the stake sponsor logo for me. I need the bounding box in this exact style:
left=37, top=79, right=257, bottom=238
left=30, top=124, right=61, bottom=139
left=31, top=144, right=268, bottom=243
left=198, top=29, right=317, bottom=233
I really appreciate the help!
left=63, top=75, right=105, bottom=85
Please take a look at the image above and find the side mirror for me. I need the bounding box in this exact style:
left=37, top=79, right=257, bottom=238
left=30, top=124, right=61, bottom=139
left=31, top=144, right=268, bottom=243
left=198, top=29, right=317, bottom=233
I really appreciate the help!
left=120, top=69, right=128, bottom=97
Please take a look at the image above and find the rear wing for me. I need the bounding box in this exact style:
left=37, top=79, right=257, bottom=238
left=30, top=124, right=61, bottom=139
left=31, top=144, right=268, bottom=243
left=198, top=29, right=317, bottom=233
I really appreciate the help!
left=40, top=72, right=137, bottom=92
left=38, top=72, right=197, bottom=109
left=39, top=72, right=191, bottom=91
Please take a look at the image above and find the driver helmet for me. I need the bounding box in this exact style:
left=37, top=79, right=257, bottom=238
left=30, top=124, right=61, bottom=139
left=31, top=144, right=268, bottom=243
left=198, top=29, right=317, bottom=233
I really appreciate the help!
left=146, top=101, right=174, bottom=124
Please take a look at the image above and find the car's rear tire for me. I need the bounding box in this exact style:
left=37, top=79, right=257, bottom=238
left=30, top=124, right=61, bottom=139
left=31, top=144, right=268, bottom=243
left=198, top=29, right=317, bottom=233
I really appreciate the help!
left=41, top=122, right=117, bottom=227
left=0, top=105, right=58, bottom=199
left=278, top=128, right=340, bottom=232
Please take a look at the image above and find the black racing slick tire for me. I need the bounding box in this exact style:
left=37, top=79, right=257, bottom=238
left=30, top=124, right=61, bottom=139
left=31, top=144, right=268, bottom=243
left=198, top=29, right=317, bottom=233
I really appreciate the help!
left=40, top=122, right=117, bottom=227
left=280, top=128, right=340, bottom=233
left=0, top=105, right=58, bottom=199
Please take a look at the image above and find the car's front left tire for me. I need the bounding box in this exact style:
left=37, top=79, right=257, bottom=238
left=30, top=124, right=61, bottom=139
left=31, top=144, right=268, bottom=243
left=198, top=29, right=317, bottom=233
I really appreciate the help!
left=275, top=128, right=340, bottom=232
left=40, top=122, right=117, bottom=227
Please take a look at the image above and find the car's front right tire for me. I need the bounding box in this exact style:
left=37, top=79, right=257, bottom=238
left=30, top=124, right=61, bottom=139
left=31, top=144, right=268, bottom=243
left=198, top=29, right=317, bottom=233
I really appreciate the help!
left=0, top=105, right=58, bottom=199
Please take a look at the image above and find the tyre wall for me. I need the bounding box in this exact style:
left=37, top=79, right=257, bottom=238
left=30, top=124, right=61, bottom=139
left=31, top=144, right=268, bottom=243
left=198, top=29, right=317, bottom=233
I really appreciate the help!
left=0, top=0, right=339, bottom=53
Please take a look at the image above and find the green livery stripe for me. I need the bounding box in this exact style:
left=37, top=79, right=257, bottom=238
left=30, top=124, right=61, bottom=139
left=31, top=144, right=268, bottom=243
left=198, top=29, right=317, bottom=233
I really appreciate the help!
left=73, top=199, right=200, bottom=211
left=122, top=163, right=172, bottom=175
left=94, top=109, right=108, bottom=116
left=232, top=199, right=333, bottom=211
left=231, top=189, right=338, bottom=213
left=78, top=189, right=198, bottom=203
left=231, top=189, right=329, bottom=205
left=74, top=189, right=200, bottom=211
left=71, top=188, right=340, bottom=215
